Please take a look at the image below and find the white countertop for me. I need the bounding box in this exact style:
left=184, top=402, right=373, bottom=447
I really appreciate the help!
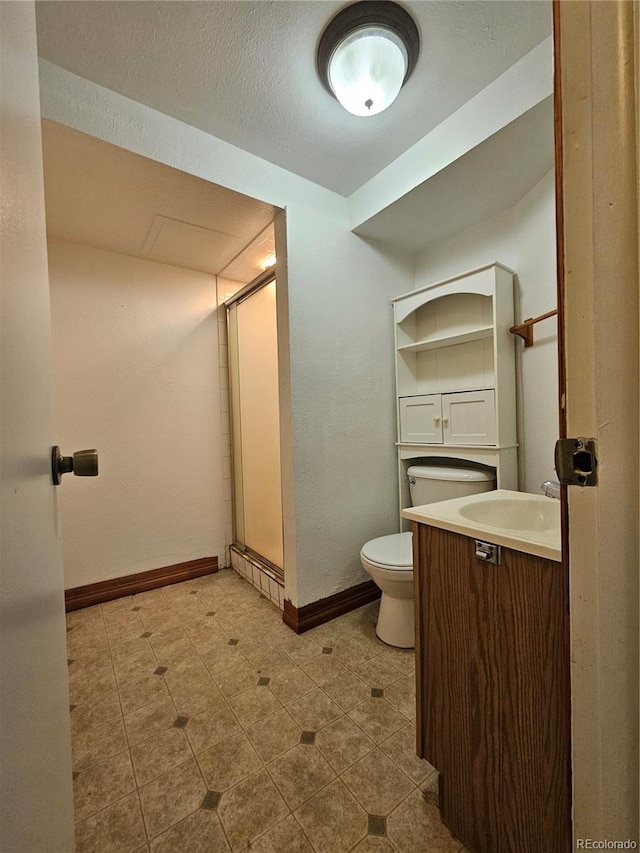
left=402, top=489, right=562, bottom=562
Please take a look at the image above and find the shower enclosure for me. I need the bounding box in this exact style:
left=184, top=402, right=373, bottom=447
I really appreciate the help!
left=227, top=271, right=284, bottom=582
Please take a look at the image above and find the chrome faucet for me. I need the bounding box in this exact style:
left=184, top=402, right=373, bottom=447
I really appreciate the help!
left=541, top=480, right=561, bottom=499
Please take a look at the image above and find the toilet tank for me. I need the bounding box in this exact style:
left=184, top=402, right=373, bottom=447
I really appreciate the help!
left=407, top=464, right=495, bottom=506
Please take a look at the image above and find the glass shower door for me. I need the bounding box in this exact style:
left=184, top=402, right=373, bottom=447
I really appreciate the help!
left=227, top=278, right=283, bottom=572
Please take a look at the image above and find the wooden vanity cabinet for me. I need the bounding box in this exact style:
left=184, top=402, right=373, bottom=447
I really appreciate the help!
left=413, top=522, right=571, bottom=853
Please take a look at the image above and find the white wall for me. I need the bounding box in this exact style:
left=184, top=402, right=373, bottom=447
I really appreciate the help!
left=48, top=239, right=225, bottom=588
left=285, top=208, right=413, bottom=607
left=413, top=170, right=558, bottom=494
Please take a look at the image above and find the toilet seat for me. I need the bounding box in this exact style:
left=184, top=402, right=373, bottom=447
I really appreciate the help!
left=360, top=532, right=413, bottom=570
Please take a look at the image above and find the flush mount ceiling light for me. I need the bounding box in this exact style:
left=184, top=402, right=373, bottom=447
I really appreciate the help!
left=317, top=0, right=420, bottom=117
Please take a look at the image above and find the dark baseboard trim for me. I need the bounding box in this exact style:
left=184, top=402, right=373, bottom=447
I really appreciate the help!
left=283, top=579, right=380, bottom=634
left=65, top=556, right=219, bottom=612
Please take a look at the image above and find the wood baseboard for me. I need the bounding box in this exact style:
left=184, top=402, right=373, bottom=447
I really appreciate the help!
left=65, top=556, right=218, bottom=612
left=283, top=579, right=380, bottom=634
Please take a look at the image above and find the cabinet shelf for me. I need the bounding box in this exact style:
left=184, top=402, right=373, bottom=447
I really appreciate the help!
left=397, top=325, right=493, bottom=354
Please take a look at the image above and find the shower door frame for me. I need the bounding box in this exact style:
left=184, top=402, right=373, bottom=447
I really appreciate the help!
left=226, top=266, right=285, bottom=583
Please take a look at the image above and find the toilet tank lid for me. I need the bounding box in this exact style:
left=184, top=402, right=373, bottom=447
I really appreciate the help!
left=407, top=464, right=494, bottom=483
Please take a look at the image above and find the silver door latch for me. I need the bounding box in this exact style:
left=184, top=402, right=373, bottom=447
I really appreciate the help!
left=555, top=437, right=598, bottom=486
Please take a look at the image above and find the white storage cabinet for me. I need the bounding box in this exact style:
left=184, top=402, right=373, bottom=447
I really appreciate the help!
left=393, top=263, right=518, bottom=499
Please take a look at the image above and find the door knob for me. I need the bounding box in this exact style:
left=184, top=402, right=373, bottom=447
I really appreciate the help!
left=52, top=446, right=99, bottom=485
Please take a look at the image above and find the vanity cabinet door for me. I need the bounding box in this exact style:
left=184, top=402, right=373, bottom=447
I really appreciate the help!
left=413, top=523, right=570, bottom=853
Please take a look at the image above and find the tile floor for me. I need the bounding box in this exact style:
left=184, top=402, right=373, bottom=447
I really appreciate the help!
left=67, top=569, right=468, bottom=853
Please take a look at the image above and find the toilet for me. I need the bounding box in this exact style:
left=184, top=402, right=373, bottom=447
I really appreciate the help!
left=360, top=463, right=495, bottom=648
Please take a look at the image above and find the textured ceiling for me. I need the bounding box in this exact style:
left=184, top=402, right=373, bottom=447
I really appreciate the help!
left=41, top=120, right=276, bottom=280
left=35, top=0, right=552, bottom=196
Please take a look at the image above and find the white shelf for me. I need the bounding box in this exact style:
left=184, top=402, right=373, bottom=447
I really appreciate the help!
left=397, top=325, right=493, bottom=354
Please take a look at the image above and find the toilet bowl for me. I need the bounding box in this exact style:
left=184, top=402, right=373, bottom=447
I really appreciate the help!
left=361, top=463, right=495, bottom=648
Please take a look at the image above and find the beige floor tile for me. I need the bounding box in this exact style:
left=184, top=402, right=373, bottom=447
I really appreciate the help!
left=249, top=814, right=314, bottom=853
left=275, top=633, right=324, bottom=664
left=152, top=636, right=196, bottom=667
left=294, top=778, right=367, bottom=853
left=353, top=657, right=404, bottom=689
left=314, top=715, right=375, bottom=773
left=287, top=689, right=342, bottom=731
left=233, top=635, right=271, bottom=662
left=75, top=791, right=146, bottom=853
left=74, top=750, right=137, bottom=823
left=185, top=702, right=240, bottom=753
left=348, top=699, right=407, bottom=744
left=329, top=635, right=378, bottom=669
left=211, top=660, right=260, bottom=698
left=351, top=836, right=397, bottom=853
left=304, top=623, right=350, bottom=647
left=72, top=717, right=129, bottom=773
left=375, top=645, right=416, bottom=675
left=114, top=657, right=161, bottom=689
left=69, top=663, right=116, bottom=706
left=300, top=653, right=347, bottom=686
left=68, top=648, right=112, bottom=681
left=149, top=808, right=231, bottom=853
left=110, top=637, right=154, bottom=665
left=387, top=788, right=463, bottom=853
left=341, top=749, right=415, bottom=815
left=379, top=723, right=434, bottom=784
left=124, top=698, right=178, bottom=746
left=383, top=675, right=416, bottom=720
left=131, top=726, right=193, bottom=787
left=267, top=743, right=335, bottom=809
left=139, top=758, right=207, bottom=839
left=268, top=666, right=316, bottom=706
left=322, top=672, right=372, bottom=712
left=245, top=708, right=302, bottom=762
left=119, top=673, right=170, bottom=716
left=168, top=674, right=225, bottom=717
left=71, top=690, right=122, bottom=738
left=228, top=685, right=282, bottom=728
left=67, top=635, right=110, bottom=664
left=189, top=626, right=231, bottom=655
left=163, top=655, right=210, bottom=693
left=251, top=649, right=296, bottom=678
left=217, top=768, right=289, bottom=852
left=67, top=605, right=103, bottom=630
left=201, top=644, right=248, bottom=676
left=197, top=731, right=262, bottom=791
left=140, top=609, right=182, bottom=633
left=104, top=613, right=146, bottom=645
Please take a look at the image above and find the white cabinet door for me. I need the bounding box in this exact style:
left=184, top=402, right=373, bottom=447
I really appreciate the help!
left=399, top=395, right=443, bottom=443
left=442, top=389, right=496, bottom=445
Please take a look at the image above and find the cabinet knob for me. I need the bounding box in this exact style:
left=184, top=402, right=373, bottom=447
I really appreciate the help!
left=433, top=416, right=441, bottom=426
left=442, top=416, right=449, bottom=428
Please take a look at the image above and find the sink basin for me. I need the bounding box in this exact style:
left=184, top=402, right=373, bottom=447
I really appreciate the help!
left=458, top=497, right=559, bottom=532
left=402, top=490, right=562, bottom=561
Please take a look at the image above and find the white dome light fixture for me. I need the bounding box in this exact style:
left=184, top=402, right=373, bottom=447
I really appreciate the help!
left=317, top=1, right=420, bottom=118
